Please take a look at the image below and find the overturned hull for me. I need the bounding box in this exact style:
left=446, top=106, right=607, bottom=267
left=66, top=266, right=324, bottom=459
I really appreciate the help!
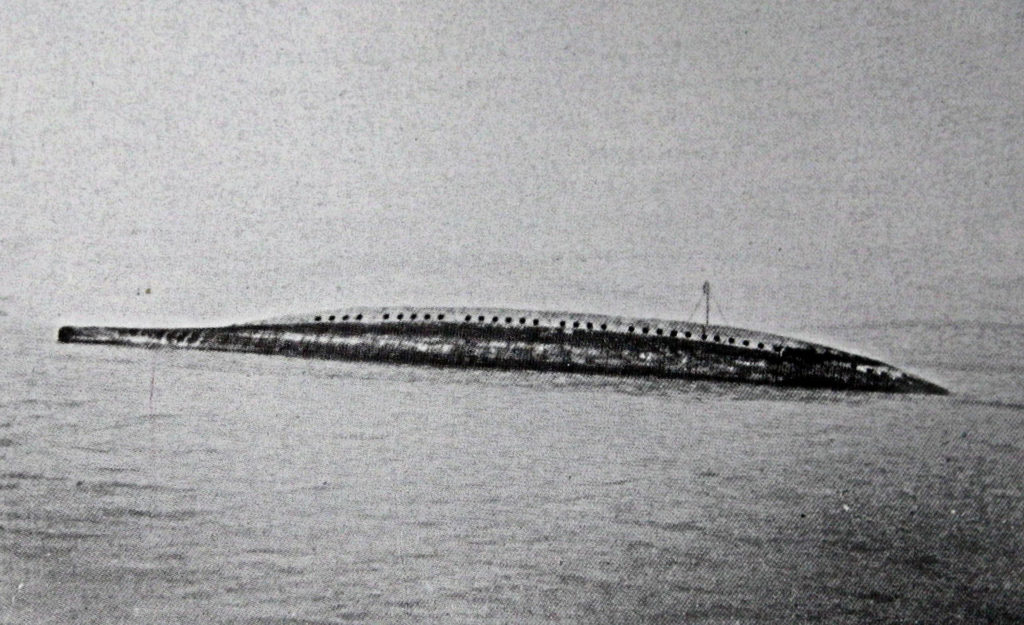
left=57, top=306, right=947, bottom=394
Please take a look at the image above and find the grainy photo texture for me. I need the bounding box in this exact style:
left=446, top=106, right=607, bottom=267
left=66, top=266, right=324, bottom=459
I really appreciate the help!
left=1, top=2, right=1022, bottom=623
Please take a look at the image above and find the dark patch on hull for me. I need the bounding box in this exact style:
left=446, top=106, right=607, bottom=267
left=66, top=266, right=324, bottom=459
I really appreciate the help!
left=56, top=318, right=948, bottom=394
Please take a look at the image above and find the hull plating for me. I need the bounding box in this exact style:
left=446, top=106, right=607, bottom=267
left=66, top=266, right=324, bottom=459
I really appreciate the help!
left=57, top=308, right=947, bottom=394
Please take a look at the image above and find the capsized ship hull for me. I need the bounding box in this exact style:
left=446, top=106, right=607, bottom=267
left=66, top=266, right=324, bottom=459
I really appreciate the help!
left=57, top=306, right=947, bottom=394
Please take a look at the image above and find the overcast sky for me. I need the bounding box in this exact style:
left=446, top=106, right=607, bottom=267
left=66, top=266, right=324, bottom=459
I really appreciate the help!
left=2, top=1, right=1021, bottom=330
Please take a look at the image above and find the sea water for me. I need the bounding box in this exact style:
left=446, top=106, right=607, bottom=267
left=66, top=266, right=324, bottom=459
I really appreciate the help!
left=1, top=317, right=1021, bottom=624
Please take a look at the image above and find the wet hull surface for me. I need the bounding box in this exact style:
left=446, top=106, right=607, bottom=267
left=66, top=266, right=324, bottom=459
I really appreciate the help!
left=57, top=311, right=947, bottom=394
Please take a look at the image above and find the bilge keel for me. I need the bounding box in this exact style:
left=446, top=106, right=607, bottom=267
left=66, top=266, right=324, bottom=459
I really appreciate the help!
left=58, top=305, right=947, bottom=394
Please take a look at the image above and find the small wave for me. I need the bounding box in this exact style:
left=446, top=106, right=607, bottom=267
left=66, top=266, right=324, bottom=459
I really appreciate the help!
left=69, top=445, right=114, bottom=454
left=597, top=478, right=638, bottom=486
left=0, top=471, right=63, bottom=482
left=238, top=561, right=305, bottom=575
left=0, top=527, right=104, bottom=540
left=75, top=480, right=195, bottom=493
left=86, top=414, right=181, bottom=434
left=335, top=433, right=389, bottom=441
left=245, top=546, right=304, bottom=556
left=639, top=520, right=704, bottom=534
left=95, top=356, right=141, bottom=364
left=97, top=466, right=139, bottom=473
left=246, top=616, right=369, bottom=625
left=949, top=396, right=1024, bottom=413
left=384, top=599, right=424, bottom=609
left=1, top=543, right=75, bottom=559
left=99, top=507, right=200, bottom=521
left=13, top=398, right=92, bottom=409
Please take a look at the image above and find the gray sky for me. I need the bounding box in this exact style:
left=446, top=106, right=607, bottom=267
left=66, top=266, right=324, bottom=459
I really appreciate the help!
left=2, top=1, right=1021, bottom=330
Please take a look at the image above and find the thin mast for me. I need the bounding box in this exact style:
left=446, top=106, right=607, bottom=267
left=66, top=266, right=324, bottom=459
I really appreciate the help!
left=702, top=280, right=711, bottom=332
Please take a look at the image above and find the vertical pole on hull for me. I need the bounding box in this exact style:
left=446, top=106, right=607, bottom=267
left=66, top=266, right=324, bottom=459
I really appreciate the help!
left=702, top=280, right=711, bottom=333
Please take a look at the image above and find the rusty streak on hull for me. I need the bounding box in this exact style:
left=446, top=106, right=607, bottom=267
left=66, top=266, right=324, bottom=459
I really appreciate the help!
left=56, top=307, right=948, bottom=394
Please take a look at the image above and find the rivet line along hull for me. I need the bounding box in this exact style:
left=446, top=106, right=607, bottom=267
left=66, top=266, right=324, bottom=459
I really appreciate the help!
left=56, top=306, right=948, bottom=394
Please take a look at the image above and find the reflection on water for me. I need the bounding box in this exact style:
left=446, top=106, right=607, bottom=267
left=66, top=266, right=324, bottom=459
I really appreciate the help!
left=1, top=321, right=1022, bottom=623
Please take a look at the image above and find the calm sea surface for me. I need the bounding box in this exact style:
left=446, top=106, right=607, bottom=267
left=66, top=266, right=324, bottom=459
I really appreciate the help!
left=1, top=318, right=1022, bottom=624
